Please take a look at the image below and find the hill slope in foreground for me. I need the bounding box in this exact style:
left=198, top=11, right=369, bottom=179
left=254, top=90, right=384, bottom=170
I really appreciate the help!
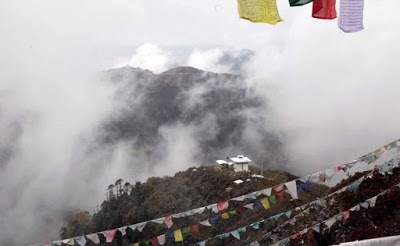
left=59, top=161, right=400, bottom=245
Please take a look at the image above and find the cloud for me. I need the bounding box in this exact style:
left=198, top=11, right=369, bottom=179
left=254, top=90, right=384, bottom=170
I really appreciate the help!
left=187, top=48, right=254, bottom=74
left=126, top=43, right=171, bottom=73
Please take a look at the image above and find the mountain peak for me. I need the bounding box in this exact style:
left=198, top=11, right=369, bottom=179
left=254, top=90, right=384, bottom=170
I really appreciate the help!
left=161, top=66, right=204, bottom=74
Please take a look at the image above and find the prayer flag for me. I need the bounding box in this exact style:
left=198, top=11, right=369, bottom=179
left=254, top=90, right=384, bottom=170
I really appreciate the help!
left=150, top=236, right=159, bottom=246
left=369, top=196, right=378, bottom=207
left=136, top=222, right=147, bottom=232
left=238, top=0, right=283, bottom=25
left=325, top=217, right=337, bottom=230
left=151, top=218, right=165, bottom=224
left=74, top=236, right=87, bottom=246
left=261, top=198, right=271, bottom=209
left=62, top=239, right=74, bottom=245
left=118, top=226, right=127, bottom=236
left=343, top=210, right=350, bottom=220
left=268, top=195, right=278, bottom=204
left=86, top=234, right=100, bottom=244
left=164, top=216, right=173, bottom=228
left=244, top=203, right=254, bottom=210
left=251, top=222, right=260, bottom=229
left=182, top=227, right=191, bottom=236
left=200, top=220, right=212, bottom=227
left=210, top=216, right=221, bottom=224
left=285, top=180, right=299, bottom=200
left=289, top=0, right=313, bottom=6
left=217, top=200, right=229, bottom=211
left=312, top=0, right=337, bottom=19
left=231, top=230, right=241, bottom=240
left=106, top=229, right=118, bottom=243
left=191, top=224, right=200, bottom=235
left=221, top=212, right=230, bottom=219
left=174, top=229, right=183, bottom=242
left=276, top=190, right=285, bottom=201
left=157, top=235, right=166, bottom=245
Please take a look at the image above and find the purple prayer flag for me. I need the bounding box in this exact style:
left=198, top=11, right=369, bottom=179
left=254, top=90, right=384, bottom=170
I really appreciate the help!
left=339, top=0, right=364, bottom=33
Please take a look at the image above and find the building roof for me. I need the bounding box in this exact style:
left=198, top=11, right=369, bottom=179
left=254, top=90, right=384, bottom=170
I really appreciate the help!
left=230, top=155, right=252, bottom=164
left=216, top=160, right=228, bottom=165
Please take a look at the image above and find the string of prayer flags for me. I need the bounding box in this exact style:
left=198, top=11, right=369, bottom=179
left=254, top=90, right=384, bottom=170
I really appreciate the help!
left=238, top=0, right=283, bottom=25
left=312, top=0, right=337, bottom=19
left=289, top=0, right=313, bottom=7
left=31, top=139, right=400, bottom=246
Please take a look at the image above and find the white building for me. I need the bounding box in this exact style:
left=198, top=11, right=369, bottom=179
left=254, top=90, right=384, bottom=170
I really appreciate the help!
left=229, top=155, right=252, bottom=172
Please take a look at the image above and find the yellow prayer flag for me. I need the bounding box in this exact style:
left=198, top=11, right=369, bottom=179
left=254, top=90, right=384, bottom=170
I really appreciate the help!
left=261, top=197, right=270, bottom=209
left=238, top=0, right=283, bottom=25
left=174, top=229, right=183, bottom=242
left=221, top=212, right=230, bottom=220
left=134, top=243, right=139, bottom=246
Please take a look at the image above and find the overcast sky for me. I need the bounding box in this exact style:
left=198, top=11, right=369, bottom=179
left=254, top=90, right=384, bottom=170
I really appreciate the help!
left=1, top=0, right=400, bottom=245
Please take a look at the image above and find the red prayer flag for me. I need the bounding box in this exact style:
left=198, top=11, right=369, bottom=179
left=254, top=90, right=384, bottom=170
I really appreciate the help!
left=343, top=210, right=350, bottom=220
left=191, top=224, right=200, bottom=235
left=236, top=207, right=244, bottom=214
left=312, top=0, right=337, bottom=19
left=217, top=200, right=229, bottom=211
left=150, top=236, right=159, bottom=246
left=106, top=229, right=118, bottom=242
left=290, top=232, right=300, bottom=239
left=276, top=190, right=285, bottom=201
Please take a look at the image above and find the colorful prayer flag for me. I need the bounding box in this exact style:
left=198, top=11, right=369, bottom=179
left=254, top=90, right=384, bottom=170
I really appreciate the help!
left=238, top=0, right=283, bottom=25
left=106, top=229, right=118, bottom=243
left=312, top=0, right=337, bottom=19
left=261, top=197, right=271, bottom=209
left=174, top=229, right=183, bottom=242
left=289, top=0, right=313, bottom=6
left=191, top=224, right=200, bottom=235
left=217, top=200, right=229, bottom=211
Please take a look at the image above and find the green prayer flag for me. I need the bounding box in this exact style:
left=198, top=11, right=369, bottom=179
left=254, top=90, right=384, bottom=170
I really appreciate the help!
left=228, top=210, right=238, bottom=215
left=182, top=227, right=191, bottom=235
left=289, top=0, right=313, bottom=6
left=268, top=195, right=278, bottom=204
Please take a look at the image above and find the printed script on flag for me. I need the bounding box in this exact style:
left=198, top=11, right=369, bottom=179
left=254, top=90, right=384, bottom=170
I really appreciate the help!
left=339, top=0, right=364, bottom=32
